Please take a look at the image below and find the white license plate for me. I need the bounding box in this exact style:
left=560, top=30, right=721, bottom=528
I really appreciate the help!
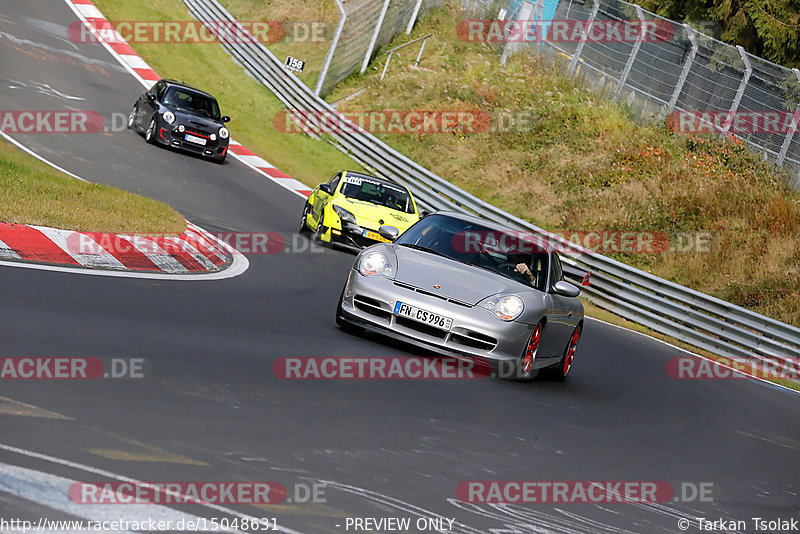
left=185, top=134, right=207, bottom=145
left=394, top=301, right=453, bottom=330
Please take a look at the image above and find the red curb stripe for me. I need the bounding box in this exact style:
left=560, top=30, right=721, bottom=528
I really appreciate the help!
left=109, top=42, right=137, bottom=56
left=260, top=167, right=292, bottom=179
left=79, top=232, right=161, bottom=271
left=183, top=230, right=226, bottom=265
left=298, top=190, right=312, bottom=197
left=148, top=237, right=205, bottom=271
left=72, top=0, right=95, bottom=4
left=133, top=68, right=159, bottom=81
left=0, top=224, right=79, bottom=265
left=228, top=144, right=256, bottom=156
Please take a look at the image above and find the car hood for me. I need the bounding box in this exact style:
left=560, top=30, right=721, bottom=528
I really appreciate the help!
left=393, top=246, right=523, bottom=305
left=336, top=198, right=417, bottom=231
left=170, top=109, right=223, bottom=130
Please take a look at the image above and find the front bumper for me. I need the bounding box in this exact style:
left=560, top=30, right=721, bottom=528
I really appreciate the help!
left=330, top=221, right=392, bottom=250
left=338, top=270, right=536, bottom=364
left=156, top=124, right=228, bottom=159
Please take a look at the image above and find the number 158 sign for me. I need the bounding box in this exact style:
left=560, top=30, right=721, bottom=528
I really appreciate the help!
left=285, top=56, right=305, bottom=73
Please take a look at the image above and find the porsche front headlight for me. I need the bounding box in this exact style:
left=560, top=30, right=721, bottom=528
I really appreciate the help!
left=358, top=251, right=393, bottom=277
left=479, top=295, right=524, bottom=321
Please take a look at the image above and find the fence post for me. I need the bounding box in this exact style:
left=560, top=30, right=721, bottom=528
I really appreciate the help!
left=500, top=0, right=535, bottom=66
left=776, top=68, right=800, bottom=166
left=615, top=5, right=646, bottom=100
left=721, top=45, right=752, bottom=136
left=361, top=0, right=391, bottom=74
left=315, top=0, right=347, bottom=96
left=661, top=23, right=697, bottom=118
left=569, top=0, right=600, bottom=76
left=406, top=0, right=424, bottom=34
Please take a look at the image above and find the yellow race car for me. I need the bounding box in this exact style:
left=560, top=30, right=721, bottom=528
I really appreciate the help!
left=299, top=171, right=421, bottom=248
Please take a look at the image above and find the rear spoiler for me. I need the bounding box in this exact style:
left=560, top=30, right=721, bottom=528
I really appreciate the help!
left=562, top=263, right=591, bottom=286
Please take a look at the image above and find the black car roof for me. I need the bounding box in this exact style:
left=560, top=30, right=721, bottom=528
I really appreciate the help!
left=159, top=79, right=216, bottom=99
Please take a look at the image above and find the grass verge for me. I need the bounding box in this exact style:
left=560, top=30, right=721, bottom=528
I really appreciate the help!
left=92, top=0, right=363, bottom=186
left=0, top=137, right=185, bottom=234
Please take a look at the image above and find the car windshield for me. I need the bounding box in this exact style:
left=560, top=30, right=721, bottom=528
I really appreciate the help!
left=163, top=87, right=221, bottom=120
left=339, top=176, right=415, bottom=214
left=395, top=214, right=550, bottom=291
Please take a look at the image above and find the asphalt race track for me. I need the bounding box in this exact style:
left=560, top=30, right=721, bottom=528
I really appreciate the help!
left=1, top=1, right=798, bottom=532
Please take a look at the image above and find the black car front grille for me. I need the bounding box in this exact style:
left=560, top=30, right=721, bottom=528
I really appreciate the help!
left=395, top=316, right=448, bottom=339
left=449, top=330, right=498, bottom=351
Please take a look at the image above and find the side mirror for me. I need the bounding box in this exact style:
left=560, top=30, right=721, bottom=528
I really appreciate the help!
left=419, top=210, right=431, bottom=218
left=318, top=183, right=332, bottom=195
left=222, top=115, right=231, bottom=123
left=378, top=225, right=400, bottom=242
left=146, top=93, right=156, bottom=102
left=553, top=281, right=580, bottom=298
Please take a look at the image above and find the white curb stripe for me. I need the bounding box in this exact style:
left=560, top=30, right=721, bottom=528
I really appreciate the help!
left=119, top=54, right=150, bottom=70
left=0, top=462, right=229, bottom=533
left=73, top=4, right=104, bottom=18
left=0, top=237, right=22, bottom=259
left=164, top=236, right=215, bottom=270
left=31, top=226, right=124, bottom=269
left=234, top=154, right=270, bottom=167
left=117, top=235, right=186, bottom=272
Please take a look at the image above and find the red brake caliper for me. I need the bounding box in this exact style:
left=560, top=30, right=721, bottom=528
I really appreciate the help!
left=523, top=325, right=540, bottom=374
left=564, top=328, right=580, bottom=375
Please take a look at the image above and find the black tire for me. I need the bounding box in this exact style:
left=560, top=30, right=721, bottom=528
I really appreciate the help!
left=312, top=212, right=326, bottom=242
left=144, top=117, right=157, bottom=144
left=550, top=324, right=582, bottom=382
left=127, top=105, right=137, bottom=131
left=298, top=201, right=312, bottom=234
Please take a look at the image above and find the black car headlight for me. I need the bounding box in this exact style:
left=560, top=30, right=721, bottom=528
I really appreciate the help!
left=332, top=204, right=356, bottom=225
left=162, top=111, right=175, bottom=124
left=218, top=127, right=229, bottom=139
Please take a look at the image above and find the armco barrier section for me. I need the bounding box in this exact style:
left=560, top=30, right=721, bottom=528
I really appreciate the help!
left=185, top=0, right=800, bottom=376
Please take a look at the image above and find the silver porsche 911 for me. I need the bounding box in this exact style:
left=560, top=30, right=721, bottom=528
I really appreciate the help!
left=335, top=211, right=585, bottom=381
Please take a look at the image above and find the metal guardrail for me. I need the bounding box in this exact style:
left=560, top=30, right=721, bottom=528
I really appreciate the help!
left=184, top=0, right=800, bottom=375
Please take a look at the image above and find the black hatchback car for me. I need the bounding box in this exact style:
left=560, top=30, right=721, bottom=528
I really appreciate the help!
left=128, top=79, right=230, bottom=163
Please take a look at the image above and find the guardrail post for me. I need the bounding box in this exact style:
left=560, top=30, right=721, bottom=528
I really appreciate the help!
left=500, top=0, right=535, bottom=66
left=406, top=0, right=424, bottom=34
left=661, top=23, right=697, bottom=118
left=361, top=0, right=391, bottom=74
left=721, top=45, right=752, bottom=137
left=314, top=0, right=347, bottom=96
left=569, top=0, right=599, bottom=76
left=615, top=5, right=646, bottom=101
left=776, top=68, right=800, bottom=166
